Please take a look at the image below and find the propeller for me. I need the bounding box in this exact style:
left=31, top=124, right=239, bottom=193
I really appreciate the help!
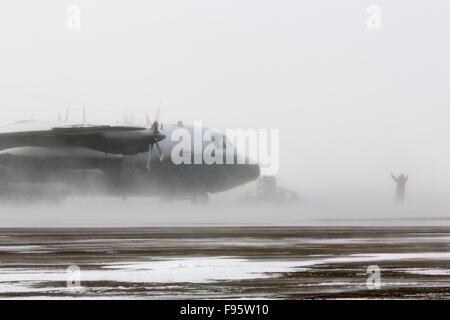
left=82, top=107, right=86, bottom=123
left=65, top=107, right=70, bottom=122
left=145, top=105, right=165, bottom=171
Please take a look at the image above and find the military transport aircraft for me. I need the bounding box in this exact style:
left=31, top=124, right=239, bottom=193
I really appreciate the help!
left=0, top=107, right=260, bottom=202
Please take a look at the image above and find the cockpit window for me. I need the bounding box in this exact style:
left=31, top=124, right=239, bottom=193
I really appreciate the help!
left=212, top=133, right=226, bottom=150
left=225, top=135, right=235, bottom=150
left=208, top=131, right=236, bottom=155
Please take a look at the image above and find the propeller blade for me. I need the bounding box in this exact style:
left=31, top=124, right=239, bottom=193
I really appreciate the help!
left=65, top=107, right=70, bottom=122
left=146, top=144, right=153, bottom=171
left=145, top=113, right=152, bottom=129
left=82, top=107, right=86, bottom=123
left=150, top=105, right=161, bottom=132
left=144, top=105, right=164, bottom=170
left=155, top=141, right=164, bottom=161
left=155, top=105, right=160, bottom=124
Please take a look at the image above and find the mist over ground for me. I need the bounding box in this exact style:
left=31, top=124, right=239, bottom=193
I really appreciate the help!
left=0, top=194, right=449, bottom=227
left=0, top=1, right=449, bottom=225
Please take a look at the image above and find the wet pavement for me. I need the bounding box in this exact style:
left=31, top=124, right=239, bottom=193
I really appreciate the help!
left=0, top=227, right=449, bottom=299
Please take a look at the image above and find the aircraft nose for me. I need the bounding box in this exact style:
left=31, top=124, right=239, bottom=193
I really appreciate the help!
left=239, top=162, right=260, bottom=184
left=206, top=161, right=260, bottom=193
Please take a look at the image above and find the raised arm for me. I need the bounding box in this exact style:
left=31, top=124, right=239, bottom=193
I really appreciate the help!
left=391, top=173, right=398, bottom=182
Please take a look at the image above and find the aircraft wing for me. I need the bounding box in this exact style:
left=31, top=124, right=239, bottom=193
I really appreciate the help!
left=0, top=121, right=149, bottom=154
left=50, top=124, right=145, bottom=135
left=0, top=121, right=145, bottom=136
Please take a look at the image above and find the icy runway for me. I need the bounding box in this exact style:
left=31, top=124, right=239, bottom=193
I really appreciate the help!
left=0, top=227, right=449, bottom=299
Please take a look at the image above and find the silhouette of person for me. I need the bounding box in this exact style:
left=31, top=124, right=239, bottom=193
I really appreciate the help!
left=391, top=173, right=408, bottom=202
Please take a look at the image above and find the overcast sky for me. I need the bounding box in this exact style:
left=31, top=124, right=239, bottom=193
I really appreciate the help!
left=0, top=1, right=449, bottom=204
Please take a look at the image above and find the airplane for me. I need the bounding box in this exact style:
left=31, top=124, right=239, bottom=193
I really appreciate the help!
left=0, top=107, right=260, bottom=202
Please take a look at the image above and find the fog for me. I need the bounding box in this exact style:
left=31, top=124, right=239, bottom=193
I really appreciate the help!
left=0, top=1, right=449, bottom=224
